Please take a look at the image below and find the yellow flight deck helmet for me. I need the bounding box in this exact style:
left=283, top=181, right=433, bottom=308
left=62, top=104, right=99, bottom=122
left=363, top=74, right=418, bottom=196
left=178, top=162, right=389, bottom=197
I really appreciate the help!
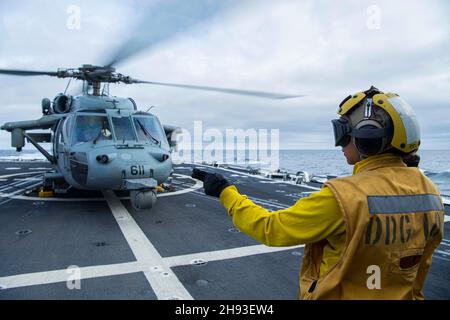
left=331, top=86, right=421, bottom=156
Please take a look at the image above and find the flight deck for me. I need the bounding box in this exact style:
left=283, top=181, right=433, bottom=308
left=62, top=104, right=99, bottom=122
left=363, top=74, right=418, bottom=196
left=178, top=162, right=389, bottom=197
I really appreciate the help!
left=0, top=162, right=449, bottom=299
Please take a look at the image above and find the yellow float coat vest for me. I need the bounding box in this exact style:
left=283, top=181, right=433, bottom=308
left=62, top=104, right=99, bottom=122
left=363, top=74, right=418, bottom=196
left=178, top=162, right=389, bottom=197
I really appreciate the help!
left=300, top=156, right=444, bottom=299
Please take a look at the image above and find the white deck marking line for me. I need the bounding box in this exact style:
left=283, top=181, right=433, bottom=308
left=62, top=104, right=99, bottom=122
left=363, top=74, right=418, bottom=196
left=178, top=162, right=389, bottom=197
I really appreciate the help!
left=0, top=245, right=305, bottom=291
left=0, top=262, right=141, bottom=290
left=0, top=177, right=47, bottom=207
left=258, top=181, right=281, bottom=184
left=0, top=181, right=17, bottom=190
left=102, top=190, right=193, bottom=300
left=0, top=181, right=43, bottom=197
left=0, top=174, right=202, bottom=202
left=163, top=244, right=305, bottom=267
left=433, top=255, right=450, bottom=262
left=0, top=171, right=46, bottom=180
left=164, top=244, right=305, bottom=267
left=158, top=175, right=203, bottom=198
left=0, top=168, right=445, bottom=292
left=1, top=240, right=447, bottom=291
left=2, top=241, right=448, bottom=292
left=436, top=250, right=450, bottom=256
left=0, top=181, right=44, bottom=205
left=0, top=195, right=105, bottom=202
left=0, top=175, right=43, bottom=192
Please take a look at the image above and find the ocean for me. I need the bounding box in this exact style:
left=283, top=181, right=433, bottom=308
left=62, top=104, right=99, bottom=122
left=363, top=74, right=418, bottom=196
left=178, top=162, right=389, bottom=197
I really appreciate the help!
left=278, top=150, right=450, bottom=199
left=0, top=149, right=449, bottom=199
left=184, top=149, right=450, bottom=198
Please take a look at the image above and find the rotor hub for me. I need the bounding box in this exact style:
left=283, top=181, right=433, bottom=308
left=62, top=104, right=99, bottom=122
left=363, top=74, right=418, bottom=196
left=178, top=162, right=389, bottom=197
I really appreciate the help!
left=55, top=65, right=132, bottom=86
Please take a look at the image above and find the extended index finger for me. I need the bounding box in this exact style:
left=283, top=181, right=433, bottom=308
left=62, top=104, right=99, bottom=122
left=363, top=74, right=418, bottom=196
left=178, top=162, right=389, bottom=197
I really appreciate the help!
left=191, top=168, right=207, bottom=182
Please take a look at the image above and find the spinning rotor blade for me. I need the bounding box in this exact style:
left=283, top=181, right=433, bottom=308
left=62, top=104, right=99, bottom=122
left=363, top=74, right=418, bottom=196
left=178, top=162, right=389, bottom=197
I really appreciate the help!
left=0, top=68, right=58, bottom=77
left=103, top=1, right=235, bottom=68
left=133, top=79, right=303, bottom=100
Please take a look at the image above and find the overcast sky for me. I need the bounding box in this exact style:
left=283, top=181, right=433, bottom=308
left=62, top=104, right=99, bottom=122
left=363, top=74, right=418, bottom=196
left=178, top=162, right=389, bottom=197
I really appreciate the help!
left=0, top=0, right=449, bottom=150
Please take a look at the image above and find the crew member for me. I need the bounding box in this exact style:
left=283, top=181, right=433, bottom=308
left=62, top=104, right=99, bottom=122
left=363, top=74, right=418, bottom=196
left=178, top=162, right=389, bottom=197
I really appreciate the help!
left=192, top=86, right=444, bottom=299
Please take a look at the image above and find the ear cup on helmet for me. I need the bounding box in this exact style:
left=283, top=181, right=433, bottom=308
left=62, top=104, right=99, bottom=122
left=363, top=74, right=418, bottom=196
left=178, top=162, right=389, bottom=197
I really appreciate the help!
left=353, top=125, right=384, bottom=156
left=352, top=117, right=392, bottom=156
left=347, top=106, right=394, bottom=157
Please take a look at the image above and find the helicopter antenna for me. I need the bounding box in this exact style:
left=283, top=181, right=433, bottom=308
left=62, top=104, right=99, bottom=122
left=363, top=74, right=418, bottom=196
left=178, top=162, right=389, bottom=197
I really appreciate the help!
left=145, top=106, right=155, bottom=112
left=64, top=78, right=72, bottom=95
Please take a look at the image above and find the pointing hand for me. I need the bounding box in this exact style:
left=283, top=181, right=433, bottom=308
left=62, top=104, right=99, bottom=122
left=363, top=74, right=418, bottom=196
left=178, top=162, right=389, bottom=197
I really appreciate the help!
left=191, top=168, right=231, bottom=198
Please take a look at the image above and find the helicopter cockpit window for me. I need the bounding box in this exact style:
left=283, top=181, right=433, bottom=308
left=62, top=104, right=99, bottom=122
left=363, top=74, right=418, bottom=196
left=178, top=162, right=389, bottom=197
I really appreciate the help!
left=112, top=117, right=136, bottom=141
left=72, top=115, right=112, bottom=146
left=133, top=116, right=169, bottom=148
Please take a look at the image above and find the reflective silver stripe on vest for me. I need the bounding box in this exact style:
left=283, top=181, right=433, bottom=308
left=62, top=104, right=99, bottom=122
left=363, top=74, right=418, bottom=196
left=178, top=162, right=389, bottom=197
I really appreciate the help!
left=367, top=194, right=444, bottom=214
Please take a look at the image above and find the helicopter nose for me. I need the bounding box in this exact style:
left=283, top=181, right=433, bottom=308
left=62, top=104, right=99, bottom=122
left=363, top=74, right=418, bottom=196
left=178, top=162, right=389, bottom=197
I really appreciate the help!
left=76, top=147, right=172, bottom=190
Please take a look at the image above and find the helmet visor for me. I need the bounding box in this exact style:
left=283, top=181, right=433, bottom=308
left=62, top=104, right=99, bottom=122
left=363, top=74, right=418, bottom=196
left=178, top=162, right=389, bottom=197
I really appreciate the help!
left=331, top=118, right=352, bottom=147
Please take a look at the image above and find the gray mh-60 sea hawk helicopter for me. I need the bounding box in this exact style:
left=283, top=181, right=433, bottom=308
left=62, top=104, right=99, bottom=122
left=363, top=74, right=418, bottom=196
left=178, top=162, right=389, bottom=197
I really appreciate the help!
left=0, top=63, right=299, bottom=210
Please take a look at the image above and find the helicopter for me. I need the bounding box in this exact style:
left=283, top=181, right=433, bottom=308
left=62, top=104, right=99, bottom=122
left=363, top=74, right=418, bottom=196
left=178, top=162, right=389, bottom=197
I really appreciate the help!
left=0, top=7, right=301, bottom=210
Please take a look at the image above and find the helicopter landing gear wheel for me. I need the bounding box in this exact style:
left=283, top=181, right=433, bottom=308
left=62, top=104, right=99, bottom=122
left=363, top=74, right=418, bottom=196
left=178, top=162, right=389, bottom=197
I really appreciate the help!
left=130, top=189, right=157, bottom=210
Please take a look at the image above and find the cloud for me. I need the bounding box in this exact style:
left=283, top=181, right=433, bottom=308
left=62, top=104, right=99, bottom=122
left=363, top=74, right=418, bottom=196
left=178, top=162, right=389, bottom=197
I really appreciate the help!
left=0, top=0, right=448, bottom=151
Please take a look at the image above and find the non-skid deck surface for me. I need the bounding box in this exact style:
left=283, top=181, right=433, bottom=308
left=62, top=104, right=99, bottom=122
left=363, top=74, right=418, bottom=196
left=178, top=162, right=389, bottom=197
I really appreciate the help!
left=0, top=162, right=448, bottom=299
